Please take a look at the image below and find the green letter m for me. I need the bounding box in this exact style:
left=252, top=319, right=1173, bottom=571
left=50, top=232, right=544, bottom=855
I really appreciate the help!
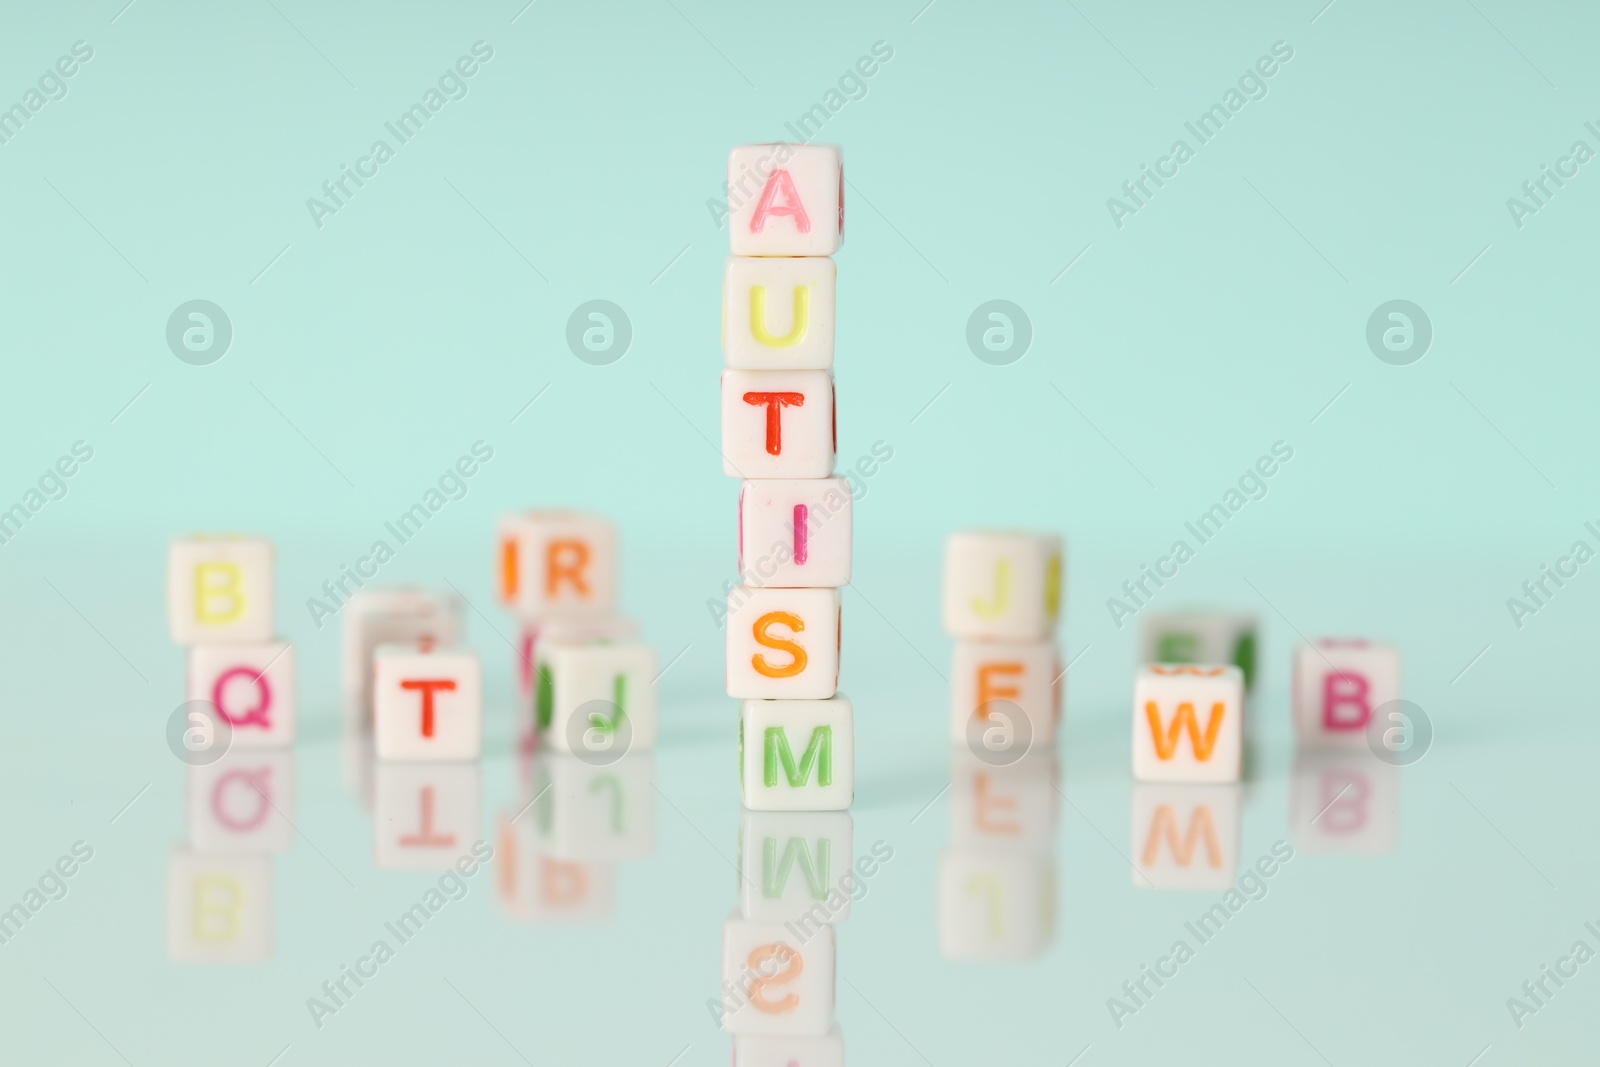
left=764, top=725, right=832, bottom=788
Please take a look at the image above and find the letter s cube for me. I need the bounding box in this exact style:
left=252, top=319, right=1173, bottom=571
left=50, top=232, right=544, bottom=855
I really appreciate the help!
left=167, top=536, right=274, bottom=644
left=727, top=587, right=840, bottom=699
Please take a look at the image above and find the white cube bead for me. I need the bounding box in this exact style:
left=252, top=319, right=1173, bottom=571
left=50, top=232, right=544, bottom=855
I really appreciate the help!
left=535, top=753, right=655, bottom=861
left=1132, top=665, right=1244, bottom=782
left=1140, top=611, right=1258, bottom=690
left=374, top=762, right=482, bottom=870
left=341, top=587, right=463, bottom=711
left=494, top=809, right=617, bottom=925
left=723, top=256, right=836, bottom=370
left=721, top=909, right=836, bottom=1036
left=166, top=536, right=274, bottom=645
left=739, top=810, right=853, bottom=924
left=721, top=370, right=835, bottom=479
left=516, top=616, right=638, bottom=699
left=188, top=750, right=296, bottom=853
left=534, top=641, right=658, bottom=757
left=373, top=644, right=483, bottom=761
left=166, top=848, right=272, bottom=962
left=739, top=478, right=852, bottom=588
left=941, top=531, right=1062, bottom=640
left=733, top=1028, right=845, bottom=1067
left=948, top=747, right=1058, bottom=853
left=949, top=639, right=1059, bottom=753
left=727, top=587, right=840, bottom=699
left=937, top=850, right=1054, bottom=960
left=498, top=510, right=619, bottom=621
left=1131, top=784, right=1240, bottom=890
left=1292, top=752, right=1398, bottom=854
left=186, top=641, right=296, bottom=747
left=739, top=697, right=853, bottom=811
left=728, top=143, right=843, bottom=257
left=1292, top=639, right=1401, bottom=749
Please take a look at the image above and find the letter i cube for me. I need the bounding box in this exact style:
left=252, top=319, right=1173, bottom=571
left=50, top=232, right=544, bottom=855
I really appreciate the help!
left=739, top=478, right=852, bottom=588
left=534, top=641, right=658, bottom=757
left=1132, top=665, right=1243, bottom=782
left=186, top=641, right=297, bottom=747
left=942, top=531, right=1063, bottom=640
left=1292, top=639, right=1401, bottom=749
left=739, top=697, right=854, bottom=811
left=373, top=642, right=483, bottom=760
left=728, top=143, right=843, bottom=257
left=497, top=511, right=618, bottom=621
left=727, top=587, right=840, bottom=699
left=167, top=536, right=275, bottom=644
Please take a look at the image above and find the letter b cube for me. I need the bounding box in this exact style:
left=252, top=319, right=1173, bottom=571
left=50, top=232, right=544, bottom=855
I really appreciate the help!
left=1292, top=639, right=1400, bottom=749
left=167, top=536, right=274, bottom=644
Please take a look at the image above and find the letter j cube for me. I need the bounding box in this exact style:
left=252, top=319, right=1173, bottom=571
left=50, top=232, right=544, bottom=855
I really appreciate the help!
left=373, top=643, right=483, bottom=760
left=1292, top=640, right=1400, bottom=749
left=1132, top=665, right=1243, bottom=782
left=167, top=536, right=274, bottom=644
left=942, top=531, right=1062, bottom=640
left=740, top=697, right=854, bottom=811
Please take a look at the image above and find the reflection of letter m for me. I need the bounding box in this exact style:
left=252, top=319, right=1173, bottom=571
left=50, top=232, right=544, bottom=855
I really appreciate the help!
left=763, top=726, right=832, bottom=788
left=762, top=836, right=830, bottom=899
left=1142, top=804, right=1222, bottom=868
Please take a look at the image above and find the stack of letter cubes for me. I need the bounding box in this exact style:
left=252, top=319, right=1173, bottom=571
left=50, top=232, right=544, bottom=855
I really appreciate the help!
left=497, top=511, right=655, bottom=759
left=943, top=531, right=1065, bottom=753
left=166, top=535, right=295, bottom=962
left=720, top=143, right=848, bottom=1058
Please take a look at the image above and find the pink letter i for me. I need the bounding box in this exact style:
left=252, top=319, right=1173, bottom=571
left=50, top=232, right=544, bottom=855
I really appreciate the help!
left=793, top=504, right=808, bottom=565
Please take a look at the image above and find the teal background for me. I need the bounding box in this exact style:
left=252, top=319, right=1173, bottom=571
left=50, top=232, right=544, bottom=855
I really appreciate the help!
left=1, top=0, right=1597, bottom=1063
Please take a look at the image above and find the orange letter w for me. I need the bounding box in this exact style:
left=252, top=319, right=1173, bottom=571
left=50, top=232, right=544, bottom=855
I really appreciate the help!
left=1145, top=701, right=1226, bottom=761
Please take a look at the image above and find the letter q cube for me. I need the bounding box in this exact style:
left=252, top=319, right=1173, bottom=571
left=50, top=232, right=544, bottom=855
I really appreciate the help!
left=186, top=641, right=296, bottom=747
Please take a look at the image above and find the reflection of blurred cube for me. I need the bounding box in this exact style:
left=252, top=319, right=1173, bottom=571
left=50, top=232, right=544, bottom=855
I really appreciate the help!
left=166, top=849, right=272, bottom=963
left=733, top=1025, right=845, bottom=1067
left=533, top=754, right=655, bottom=861
left=937, top=851, right=1054, bottom=961
left=738, top=810, right=853, bottom=925
left=950, top=640, right=1059, bottom=751
left=948, top=748, right=1058, bottom=854
left=188, top=751, right=295, bottom=853
left=722, top=909, right=835, bottom=1036
left=1131, top=784, right=1240, bottom=891
left=1292, top=639, right=1401, bottom=750
left=374, top=762, right=481, bottom=870
left=1140, top=611, right=1257, bottom=690
left=494, top=809, right=614, bottom=924
left=1291, top=752, right=1398, bottom=854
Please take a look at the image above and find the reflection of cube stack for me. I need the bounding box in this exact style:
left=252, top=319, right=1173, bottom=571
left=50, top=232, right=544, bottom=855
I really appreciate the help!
left=165, top=535, right=293, bottom=963
left=720, top=144, right=848, bottom=1056
left=942, top=531, right=1064, bottom=753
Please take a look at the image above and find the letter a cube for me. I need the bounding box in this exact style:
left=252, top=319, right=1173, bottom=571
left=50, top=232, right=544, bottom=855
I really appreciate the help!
left=167, top=536, right=275, bottom=644
left=498, top=511, right=618, bottom=621
left=942, top=531, right=1062, bottom=640
left=739, top=697, right=854, bottom=811
left=1132, top=665, right=1243, bottom=782
left=1292, top=639, right=1401, bottom=749
left=373, top=643, right=483, bottom=760
left=728, top=143, right=843, bottom=257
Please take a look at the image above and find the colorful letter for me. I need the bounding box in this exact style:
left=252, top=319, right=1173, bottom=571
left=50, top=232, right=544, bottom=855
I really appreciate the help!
left=748, top=170, right=812, bottom=235
left=743, top=391, right=805, bottom=455
left=752, top=611, right=807, bottom=677
left=749, top=285, right=810, bottom=348
left=400, top=678, right=457, bottom=738
left=764, top=725, right=833, bottom=787
left=546, top=539, right=591, bottom=598
left=1322, top=671, right=1372, bottom=731
left=195, top=562, right=245, bottom=624
left=1145, top=701, right=1226, bottom=761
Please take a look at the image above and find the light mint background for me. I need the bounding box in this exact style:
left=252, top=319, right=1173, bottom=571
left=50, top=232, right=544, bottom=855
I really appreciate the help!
left=0, top=1, right=1596, bottom=1064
